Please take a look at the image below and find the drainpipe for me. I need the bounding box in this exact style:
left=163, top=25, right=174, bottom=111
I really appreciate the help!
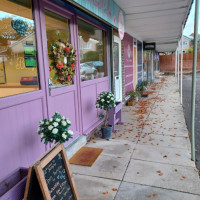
left=191, top=0, right=200, bottom=161
left=180, top=25, right=183, bottom=104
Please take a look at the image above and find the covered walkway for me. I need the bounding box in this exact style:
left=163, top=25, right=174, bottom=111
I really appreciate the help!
left=70, top=75, right=200, bottom=199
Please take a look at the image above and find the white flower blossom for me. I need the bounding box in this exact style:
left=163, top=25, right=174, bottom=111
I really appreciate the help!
left=62, top=121, right=67, bottom=126
left=111, top=97, right=114, bottom=100
left=45, top=122, right=49, bottom=125
left=55, top=111, right=59, bottom=114
left=40, top=120, right=44, bottom=125
left=49, top=118, right=53, bottom=122
left=37, top=128, right=40, bottom=133
left=56, top=118, right=61, bottom=122
left=52, top=128, right=58, bottom=134
left=68, top=130, right=73, bottom=135
left=61, top=116, right=65, bottom=120
left=107, top=101, right=110, bottom=103
left=66, top=119, right=71, bottom=124
left=101, top=99, right=105, bottom=102
left=62, top=133, right=67, bottom=139
left=53, top=122, right=59, bottom=127
left=48, top=125, right=53, bottom=130
left=40, top=133, right=44, bottom=138
left=107, top=96, right=110, bottom=98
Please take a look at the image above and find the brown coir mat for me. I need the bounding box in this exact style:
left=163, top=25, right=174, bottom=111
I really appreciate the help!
left=69, top=146, right=103, bottom=167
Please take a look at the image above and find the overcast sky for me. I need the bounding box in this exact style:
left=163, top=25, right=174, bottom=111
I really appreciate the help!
left=183, top=2, right=195, bottom=36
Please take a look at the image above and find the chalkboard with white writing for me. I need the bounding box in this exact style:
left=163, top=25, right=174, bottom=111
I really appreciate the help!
left=24, top=143, right=79, bottom=200
left=43, top=152, right=74, bottom=200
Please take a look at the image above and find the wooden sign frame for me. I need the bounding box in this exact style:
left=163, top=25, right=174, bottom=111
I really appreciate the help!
left=24, top=143, right=79, bottom=200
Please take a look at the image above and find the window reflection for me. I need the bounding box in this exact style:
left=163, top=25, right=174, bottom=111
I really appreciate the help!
left=45, top=10, right=72, bottom=87
left=78, top=19, right=107, bottom=81
left=0, top=0, right=39, bottom=98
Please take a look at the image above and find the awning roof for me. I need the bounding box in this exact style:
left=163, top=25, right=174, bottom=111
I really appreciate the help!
left=114, top=0, right=194, bottom=52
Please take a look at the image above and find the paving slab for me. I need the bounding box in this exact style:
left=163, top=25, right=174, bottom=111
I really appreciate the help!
left=138, top=133, right=190, bottom=150
left=74, top=174, right=120, bottom=200
left=132, top=144, right=194, bottom=167
left=115, top=182, right=200, bottom=200
left=142, top=125, right=188, bottom=137
left=71, top=154, right=129, bottom=181
left=86, top=139, right=135, bottom=158
left=123, top=160, right=200, bottom=195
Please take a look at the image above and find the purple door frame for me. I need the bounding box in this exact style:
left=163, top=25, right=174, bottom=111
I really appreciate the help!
left=38, top=0, right=81, bottom=142
left=76, top=14, right=110, bottom=135
left=39, top=0, right=110, bottom=136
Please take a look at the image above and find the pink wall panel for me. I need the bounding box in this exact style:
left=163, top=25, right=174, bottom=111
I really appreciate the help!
left=125, top=67, right=133, bottom=75
left=124, top=33, right=133, bottom=66
left=125, top=75, right=133, bottom=85
left=0, top=99, right=45, bottom=178
left=123, top=33, right=134, bottom=94
left=125, top=84, right=133, bottom=94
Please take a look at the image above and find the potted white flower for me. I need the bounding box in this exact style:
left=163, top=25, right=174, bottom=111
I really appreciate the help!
left=37, top=112, right=73, bottom=144
left=96, top=91, right=116, bottom=139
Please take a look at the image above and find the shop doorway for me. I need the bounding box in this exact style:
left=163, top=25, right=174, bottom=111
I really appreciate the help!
left=40, top=3, right=81, bottom=141
left=113, top=36, right=122, bottom=102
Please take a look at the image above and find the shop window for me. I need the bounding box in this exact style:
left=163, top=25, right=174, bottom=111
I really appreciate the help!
left=0, top=0, right=40, bottom=98
left=77, top=19, right=107, bottom=82
left=45, top=10, right=73, bottom=87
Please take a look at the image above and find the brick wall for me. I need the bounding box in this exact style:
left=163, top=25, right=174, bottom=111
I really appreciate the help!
left=159, top=53, right=200, bottom=72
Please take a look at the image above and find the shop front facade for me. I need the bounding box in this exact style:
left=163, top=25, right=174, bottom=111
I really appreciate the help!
left=0, top=0, right=127, bottom=179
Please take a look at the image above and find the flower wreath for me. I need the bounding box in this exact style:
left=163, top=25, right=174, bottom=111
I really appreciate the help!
left=49, top=41, right=77, bottom=85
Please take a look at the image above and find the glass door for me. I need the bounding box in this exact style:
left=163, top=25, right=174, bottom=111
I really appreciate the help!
left=40, top=3, right=81, bottom=142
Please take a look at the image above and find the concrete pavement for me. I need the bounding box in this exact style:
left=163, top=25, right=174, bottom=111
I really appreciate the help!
left=70, top=76, right=200, bottom=200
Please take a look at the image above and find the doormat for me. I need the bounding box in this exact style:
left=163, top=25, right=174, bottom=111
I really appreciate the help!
left=69, top=147, right=103, bottom=167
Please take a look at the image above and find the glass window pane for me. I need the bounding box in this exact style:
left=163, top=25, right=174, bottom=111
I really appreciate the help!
left=113, top=42, right=119, bottom=76
left=0, top=0, right=40, bottom=98
left=45, top=10, right=73, bottom=87
left=78, top=19, right=107, bottom=81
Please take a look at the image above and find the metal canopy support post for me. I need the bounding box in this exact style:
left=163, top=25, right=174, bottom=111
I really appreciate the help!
left=181, top=25, right=183, bottom=104
left=175, top=49, right=177, bottom=79
left=191, top=0, right=200, bottom=161
left=178, top=50, right=180, bottom=88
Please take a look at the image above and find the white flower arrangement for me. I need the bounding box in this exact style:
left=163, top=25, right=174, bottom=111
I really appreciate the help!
left=37, top=112, right=73, bottom=144
left=96, top=91, right=115, bottom=127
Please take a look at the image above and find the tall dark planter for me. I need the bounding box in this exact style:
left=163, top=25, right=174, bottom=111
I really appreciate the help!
left=101, top=125, right=112, bottom=139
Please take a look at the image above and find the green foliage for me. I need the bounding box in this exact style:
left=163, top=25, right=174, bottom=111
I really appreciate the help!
left=185, top=46, right=193, bottom=54
left=143, top=81, right=148, bottom=86
left=96, top=91, right=115, bottom=127
left=83, top=51, right=99, bottom=62
left=96, top=91, right=115, bottom=111
left=38, top=112, right=73, bottom=145
left=136, top=81, right=149, bottom=92
left=128, top=90, right=139, bottom=99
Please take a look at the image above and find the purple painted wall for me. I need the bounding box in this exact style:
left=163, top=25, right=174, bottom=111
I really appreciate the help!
left=123, top=33, right=134, bottom=95
left=0, top=0, right=110, bottom=180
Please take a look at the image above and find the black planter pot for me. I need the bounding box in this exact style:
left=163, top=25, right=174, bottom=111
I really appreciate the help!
left=101, top=125, right=112, bottom=139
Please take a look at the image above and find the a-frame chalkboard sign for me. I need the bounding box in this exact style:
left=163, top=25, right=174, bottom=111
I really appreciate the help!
left=24, top=143, right=79, bottom=200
